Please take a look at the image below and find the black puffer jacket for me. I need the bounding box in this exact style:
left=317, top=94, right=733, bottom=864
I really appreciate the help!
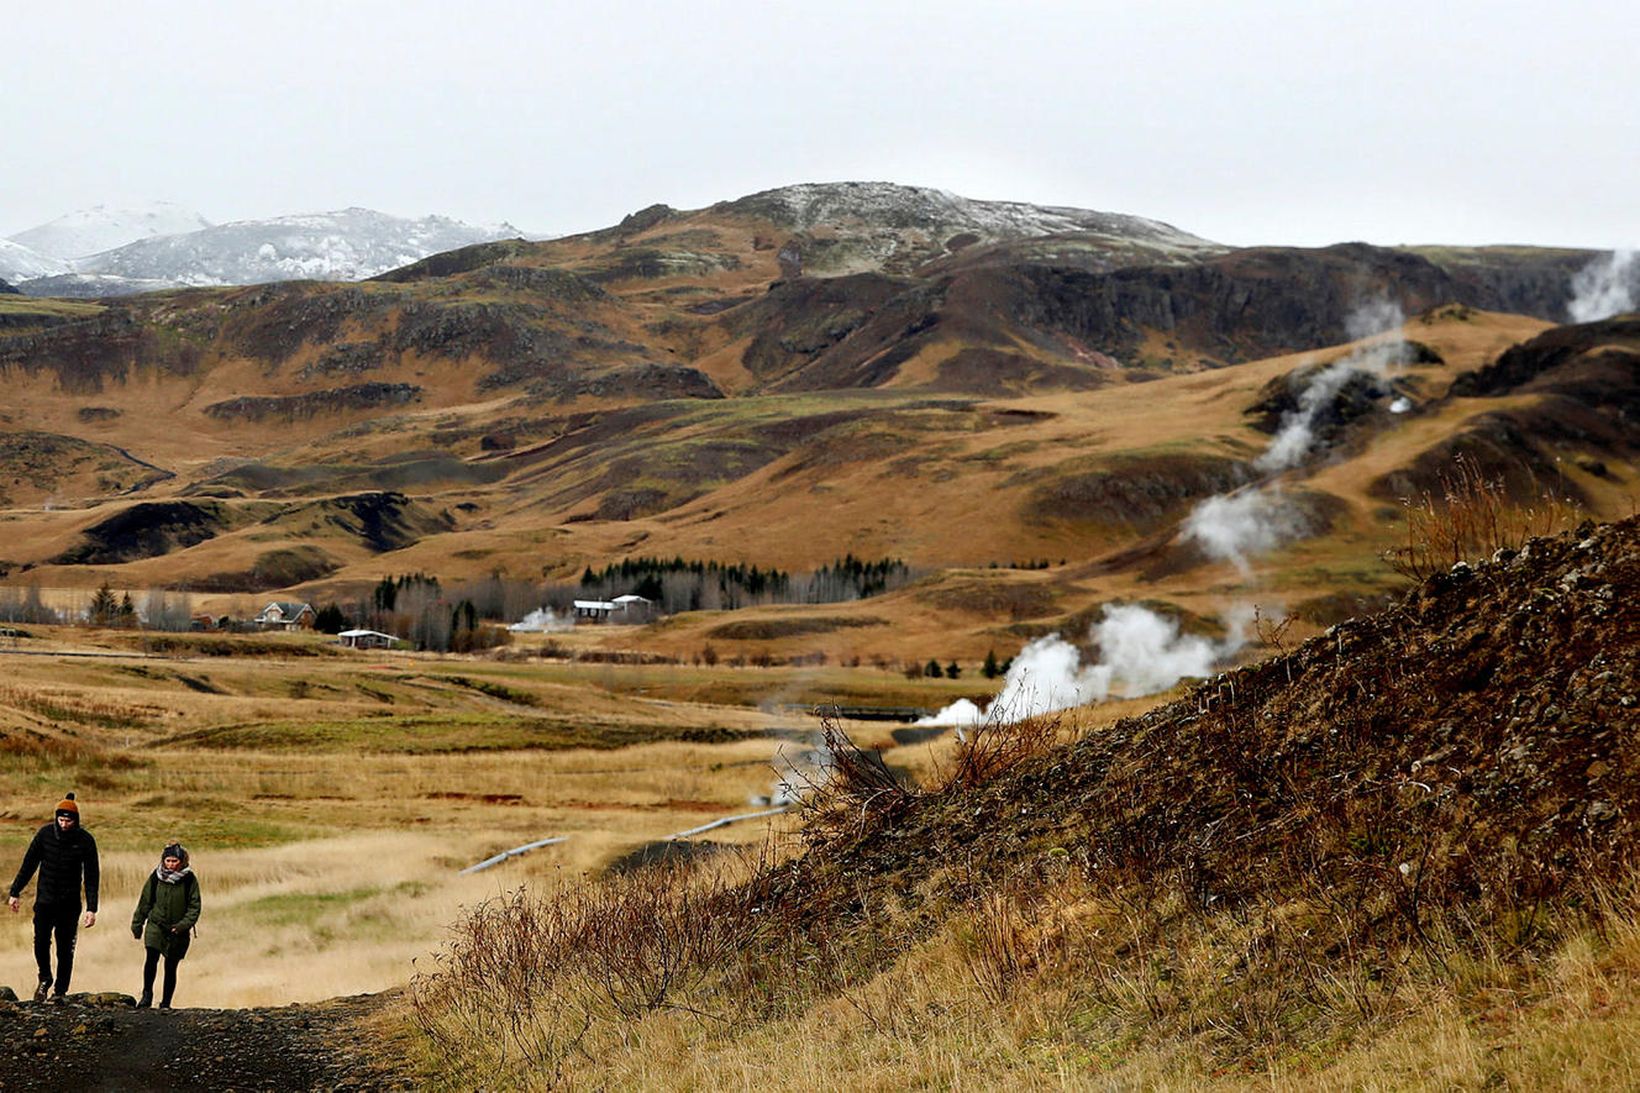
left=8, top=823, right=100, bottom=912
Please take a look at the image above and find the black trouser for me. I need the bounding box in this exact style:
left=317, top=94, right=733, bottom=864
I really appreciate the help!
left=32, top=903, right=80, bottom=994
left=142, top=946, right=181, bottom=1006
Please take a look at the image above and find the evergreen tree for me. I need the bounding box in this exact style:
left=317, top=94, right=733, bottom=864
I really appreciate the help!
left=945, top=660, right=961, bottom=680
left=924, top=659, right=943, bottom=679
left=88, top=581, right=117, bottom=627
left=117, top=592, right=137, bottom=628
left=981, top=648, right=1000, bottom=679
left=314, top=604, right=347, bottom=634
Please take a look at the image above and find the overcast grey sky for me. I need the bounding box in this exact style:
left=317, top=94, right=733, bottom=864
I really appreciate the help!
left=6, top=0, right=1637, bottom=247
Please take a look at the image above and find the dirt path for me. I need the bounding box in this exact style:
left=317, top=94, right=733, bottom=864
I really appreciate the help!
left=0, top=992, right=407, bottom=1091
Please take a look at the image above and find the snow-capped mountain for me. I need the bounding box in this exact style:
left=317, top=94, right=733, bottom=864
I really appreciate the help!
left=709, top=181, right=1221, bottom=275
left=0, top=238, right=72, bottom=283
left=718, top=182, right=1213, bottom=251
left=75, top=208, right=521, bottom=287
left=10, top=208, right=522, bottom=296
left=9, top=202, right=213, bottom=261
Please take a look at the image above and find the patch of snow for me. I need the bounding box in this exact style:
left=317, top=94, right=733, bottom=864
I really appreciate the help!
left=8, top=202, right=212, bottom=261
left=721, top=181, right=1219, bottom=253
left=68, top=208, right=521, bottom=289
left=0, top=238, right=72, bottom=282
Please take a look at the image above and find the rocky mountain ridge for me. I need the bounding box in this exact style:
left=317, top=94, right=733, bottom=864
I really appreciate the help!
left=6, top=208, right=520, bottom=297
left=8, top=201, right=213, bottom=260
left=0, top=180, right=1632, bottom=624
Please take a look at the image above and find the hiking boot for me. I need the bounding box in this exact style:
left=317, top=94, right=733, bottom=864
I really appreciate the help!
left=50, top=993, right=68, bottom=1005
left=33, top=981, right=49, bottom=1003
left=157, top=1001, right=171, bottom=1011
left=136, top=992, right=152, bottom=1009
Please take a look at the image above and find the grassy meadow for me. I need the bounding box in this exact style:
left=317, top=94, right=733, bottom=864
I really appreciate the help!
left=0, top=628, right=1016, bottom=1009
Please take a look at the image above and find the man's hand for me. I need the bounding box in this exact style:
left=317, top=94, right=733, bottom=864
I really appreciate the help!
left=82, top=911, right=96, bottom=929
left=132, top=927, right=142, bottom=941
left=6, top=896, right=17, bottom=913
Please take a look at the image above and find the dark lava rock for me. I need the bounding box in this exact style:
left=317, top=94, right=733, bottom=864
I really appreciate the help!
left=1246, top=366, right=1392, bottom=436
left=203, top=382, right=421, bottom=423
left=52, top=500, right=236, bottom=566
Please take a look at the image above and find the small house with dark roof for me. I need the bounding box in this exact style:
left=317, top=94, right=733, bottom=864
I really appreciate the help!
left=253, top=601, right=316, bottom=630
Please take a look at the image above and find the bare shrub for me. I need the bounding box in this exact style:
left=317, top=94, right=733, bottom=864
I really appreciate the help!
left=795, top=715, right=914, bottom=846
left=411, top=856, right=780, bottom=1084
left=1385, top=453, right=1580, bottom=580
left=941, top=712, right=1062, bottom=791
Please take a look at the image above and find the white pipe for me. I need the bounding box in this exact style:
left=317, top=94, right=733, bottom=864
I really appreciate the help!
left=664, top=806, right=789, bottom=841
left=459, top=835, right=570, bottom=874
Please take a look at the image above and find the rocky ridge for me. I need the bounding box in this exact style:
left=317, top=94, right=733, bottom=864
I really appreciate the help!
left=9, top=208, right=521, bottom=297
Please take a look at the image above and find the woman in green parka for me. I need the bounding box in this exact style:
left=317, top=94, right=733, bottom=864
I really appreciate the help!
left=130, top=842, right=201, bottom=1009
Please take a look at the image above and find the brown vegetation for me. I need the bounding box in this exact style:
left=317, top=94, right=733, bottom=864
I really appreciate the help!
left=399, top=516, right=1639, bottom=1088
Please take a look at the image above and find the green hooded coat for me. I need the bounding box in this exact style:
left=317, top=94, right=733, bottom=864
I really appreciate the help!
left=131, top=869, right=201, bottom=959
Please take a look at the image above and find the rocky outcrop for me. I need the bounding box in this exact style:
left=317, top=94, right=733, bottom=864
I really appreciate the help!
left=552, top=362, right=724, bottom=401
left=0, top=313, right=203, bottom=393
left=203, top=383, right=422, bottom=422
left=1407, top=246, right=1592, bottom=322
left=1449, top=315, right=1640, bottom=400
left=52, top=500, right=240, bottom=565
left=998, top=243, right=1463, bottom=365
left=260, top=491, right=453, bottom=553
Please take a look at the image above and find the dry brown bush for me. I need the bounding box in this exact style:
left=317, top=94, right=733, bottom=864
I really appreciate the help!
left=794, top=715, right=914, bottom=846
left=1385, top=453, right=1580, bottom=581
left=410, top=853, right=786, bottom=1085
left=940, top=711, right=1062, bottom=791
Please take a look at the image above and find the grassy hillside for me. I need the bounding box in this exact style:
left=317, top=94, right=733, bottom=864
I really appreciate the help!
left=0, top=188, right=1618, bottom=664
left=400, top=516, right=1640, bottom=1089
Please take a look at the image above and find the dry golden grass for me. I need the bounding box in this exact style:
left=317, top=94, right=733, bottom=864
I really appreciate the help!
left=0, top=642, right=1015, bottom=1009
left=398, top=850, right=1640, bottom=1091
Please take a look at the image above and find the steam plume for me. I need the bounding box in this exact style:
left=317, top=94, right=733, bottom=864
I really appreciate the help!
left=1185, top=299, right=1405, bottom=570
left=1182, top=488, right=1305, bottom=573
left=1568, top=249, right=1638, bottom=323
left=507, top=607, right=571, bottom=632
left=1256, top=300, right=1406, bottom=473
left=919, top=603, right=1248, bottom=726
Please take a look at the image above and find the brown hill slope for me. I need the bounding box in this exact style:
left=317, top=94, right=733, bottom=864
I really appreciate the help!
left=408, top=516, right=1640, bottom=1086
left=0, top=185, right=1625, bottom=637
left=809, top=516, right=1636, bottom=900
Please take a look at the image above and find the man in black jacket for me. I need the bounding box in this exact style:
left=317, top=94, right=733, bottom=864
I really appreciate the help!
left=7, top=792, right=99, bottom=1003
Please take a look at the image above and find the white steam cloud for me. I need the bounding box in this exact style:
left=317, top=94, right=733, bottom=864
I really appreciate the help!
left=1568, top=249, right=1638, bottom=323
left=919, top=603, right=1249, bottom=727
left=507, top=607, right=571, bottom=632
left=1184, top=300, right=1406, bottom=570
left=1182, top=489, right=1305, bottom=573
left=1256, top=300, right=1406, bottom=473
